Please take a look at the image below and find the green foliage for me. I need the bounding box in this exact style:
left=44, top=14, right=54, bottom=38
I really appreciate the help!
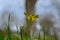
left=20, top=25, right=25, bottom=40
left=0, top=30, right=4, bottom=40
left=0, top=14, right=55, bottom=40
left=38, top=32, right=40, bottom=40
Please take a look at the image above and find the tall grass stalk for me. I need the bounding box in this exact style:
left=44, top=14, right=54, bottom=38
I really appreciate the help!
left=38, top=32, right=40, bottom=40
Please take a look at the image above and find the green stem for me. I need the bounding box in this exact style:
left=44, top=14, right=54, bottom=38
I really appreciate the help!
left=44, top=32, right=45, bottom=40
left=38, top=32, right=40, bottom=40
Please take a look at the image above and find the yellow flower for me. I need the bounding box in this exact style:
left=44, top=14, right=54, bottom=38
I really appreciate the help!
left=24, top=13, right=39, bottom=22
left=27, top=14, right=32, bottom=20
left=31, top=16, right=35, bottom=22
left=31, top=14, right=39, bottom=22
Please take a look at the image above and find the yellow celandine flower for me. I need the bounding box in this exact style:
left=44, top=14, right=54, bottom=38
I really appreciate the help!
left=24, top=13, right=31, bottom=20
left=24, top=13, right=39, bottom=22
left=31, top=15, right=39, bottom=22
left=27, top=14, right=32, bottom=20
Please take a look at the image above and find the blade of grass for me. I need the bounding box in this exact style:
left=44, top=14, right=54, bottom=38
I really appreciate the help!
left=6, top=14, right=12, bottom=40
left=38, top=32, right=40, bottom=40
left=0, top=30, right=4, bottom=40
